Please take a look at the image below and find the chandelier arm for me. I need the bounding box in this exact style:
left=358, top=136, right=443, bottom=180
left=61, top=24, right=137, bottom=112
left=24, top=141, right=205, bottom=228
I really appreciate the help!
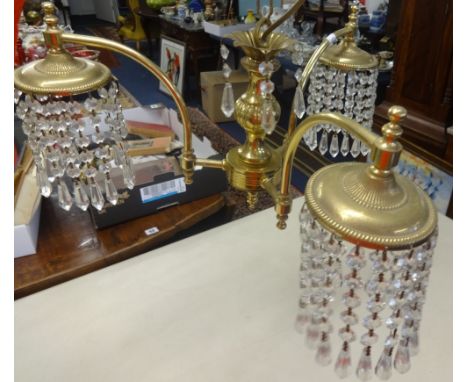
left=285, top=25, right=354, bottom=140
left=61, top=33, right=197, bottom=184
left=275, top=112, right=378, bottom=229
left=260, top=0, right=305, bottom=42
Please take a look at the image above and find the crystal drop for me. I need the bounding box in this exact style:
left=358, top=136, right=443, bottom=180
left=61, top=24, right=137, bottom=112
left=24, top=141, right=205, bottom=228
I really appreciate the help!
left=122, top=163, right=135, bottom=190
left=84, top=97, right=100, bottom=111
left=293, top=86, right=306, bottom=119
left=394, top=342, right=411, bottom=374
left=89, top=182, right=105, bottom=211
left=356, top=349, right=373, bottom=381
left=319, top=132, right=329, bottom=155
left=351, top=138, right=361, bottom=158
left=220, top=44, right=229, bottom=60
left=66, top=166, right=81, bottom=179
left=408, top=330, right=419, bottom=356
left=361, top=332, right=379, bottom=346
left=221, top=83, right=235, bottom=117
left=14, top=89, right=22, bottom=104
left=363, top=315, right=382, bottom=330
left=222, top=63, right=232, bottom=79
left=375, top=349, right=393, bottom=380
left=260, top=80, right=275, bottom=95
left=57, top=180, right=73, bottom=211
left=340, top=310, right=359, bottom=325
left=98, top=87, right=108, bottom=99
left=76, top=136, right=91, bottom=149
left=295, top=68, right=303, bottom=83
left=294, top=310, right=309, bottom=333
left=343, top=294, right=361, bottom=309
left=79, top=150, right=95, bottom=164
left=361, top=143, right=371, bottom=156
left=329, top=133, right=339, bottom=157
left=305, top=326, right=320, bottom=349
left=37, top=168, right=52, bottom=197
left=338, top=327, right=356, bottom=342
left=258, top=61, right=274, bottom=77
left=261, top=99, right=276, bottom=135
left=315, top=339, right=332, bottom=366
left=104, top=178, right=119, bottom=205
left=305, top=128, right=318, bottom=151
left=335, top=347, right=352, bottom=378
left=92, top=132, right=106, bottom=144
left=73, top=181, right=90, bottom=211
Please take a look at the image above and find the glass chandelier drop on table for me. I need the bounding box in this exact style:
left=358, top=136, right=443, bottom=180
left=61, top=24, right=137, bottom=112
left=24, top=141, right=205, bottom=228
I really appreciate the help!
left=13, top=2, right=440, bottom=380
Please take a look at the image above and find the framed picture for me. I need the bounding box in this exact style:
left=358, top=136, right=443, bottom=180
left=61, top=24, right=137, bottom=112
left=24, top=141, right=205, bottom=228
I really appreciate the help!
left=159, top=35, right=186, bottom=97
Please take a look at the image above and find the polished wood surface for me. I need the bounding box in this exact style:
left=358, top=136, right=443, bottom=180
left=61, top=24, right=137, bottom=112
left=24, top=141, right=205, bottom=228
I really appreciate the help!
left=374, top=0, right=452, bottom=164
left=15, top=193, right=225, bottom=299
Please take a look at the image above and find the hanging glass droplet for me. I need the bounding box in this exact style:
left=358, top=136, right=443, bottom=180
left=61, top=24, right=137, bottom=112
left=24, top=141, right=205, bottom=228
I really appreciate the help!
left=57, top=179, right=73, bottom=211
left=104, top=177, right=119, bottom=205
left=73, top=180, right=90, bottom=211
left=221, top=83, right=235, bottom=118
left=261, top=99, right=276, bottom=135
left=356, top=348, right=373, bottom=381
left=341, top=133, right=350, bottom=156
left=375, top=349, right=393, bottom=380
left=305, top=128, right=318, bottom=151
left=408, top=330, right=419, bottom=356
left=351, top=138, right=361, bottom=158
left=319, top=131, right=329, bottom=155
left=220, top=44, right=229, bottom=60
left=222, top=63, right=232, bottom=80
left=122, top=162, right=135, bottom=190
left=394, top=341, right=411, bottom=374
left=293, top=86, right=306, bottom=119
left=89, top=181, right=105, bottom=211
left=305, top=326, right=320, bottom=349
left=37, top=167, right=52, bottom=197
left=316, top=338, right=332, bottom=366
left=334, top=346, right=352, bottom=378
left=329, top=133, right=340, bottom=158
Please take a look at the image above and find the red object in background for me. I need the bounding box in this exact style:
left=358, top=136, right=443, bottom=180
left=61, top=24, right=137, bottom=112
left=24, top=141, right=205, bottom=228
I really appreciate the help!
left=14, top=0, right=26, bottom=66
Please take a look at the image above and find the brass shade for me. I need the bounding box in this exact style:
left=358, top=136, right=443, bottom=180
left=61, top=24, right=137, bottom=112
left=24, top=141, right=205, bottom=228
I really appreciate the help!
left=305, top=162, right=438, bottom=250
left=320, top=40, right=379, bottom=71
left=14, top=50, right=112, bottom=95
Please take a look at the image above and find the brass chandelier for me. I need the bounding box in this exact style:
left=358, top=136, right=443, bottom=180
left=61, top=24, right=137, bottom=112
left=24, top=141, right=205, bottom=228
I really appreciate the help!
left=14, top=1, right=438, bottom=380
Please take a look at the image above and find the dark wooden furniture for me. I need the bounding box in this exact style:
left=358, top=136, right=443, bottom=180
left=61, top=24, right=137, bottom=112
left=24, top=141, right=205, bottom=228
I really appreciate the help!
left=373, top=0, right=453, bottom=170
left=15, top=194, right=226, bottom=299
left=297, top=0, right=349, bottom=36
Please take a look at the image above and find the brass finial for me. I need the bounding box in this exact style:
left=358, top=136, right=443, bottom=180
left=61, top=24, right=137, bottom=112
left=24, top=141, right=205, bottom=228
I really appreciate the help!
left=381, top=105, right=407, bottom=142
left=42, top=2, right=59, bottom=29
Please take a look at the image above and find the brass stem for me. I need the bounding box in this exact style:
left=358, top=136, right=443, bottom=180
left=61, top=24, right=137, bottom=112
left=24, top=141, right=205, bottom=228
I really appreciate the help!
left=260, top=0, right=306, bottom=42
left=61, top=33, right=196, bottom=183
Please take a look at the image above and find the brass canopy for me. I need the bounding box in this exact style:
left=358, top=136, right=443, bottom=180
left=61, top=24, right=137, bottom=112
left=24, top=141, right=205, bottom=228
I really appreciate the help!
left=305, top=163, right=437, bottom=250
left=14, top=52, right=112, bottom=95
left=320, top=40, right=379, bottom=71
left=14, top=1, right=111, bottom=95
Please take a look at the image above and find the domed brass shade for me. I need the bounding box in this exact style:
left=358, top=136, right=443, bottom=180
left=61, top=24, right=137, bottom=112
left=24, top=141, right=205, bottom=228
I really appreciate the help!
left=319, top=40, right=379, bottom=71
left=305, top=163, right=438, bottom=250
left=14, top=51, right=111, bottom=95
left=14, top=1, right=111, bottom=96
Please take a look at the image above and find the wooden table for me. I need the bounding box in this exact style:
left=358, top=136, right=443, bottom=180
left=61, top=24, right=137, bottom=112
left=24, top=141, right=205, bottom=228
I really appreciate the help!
left=14, top=193, right=226, bottom=299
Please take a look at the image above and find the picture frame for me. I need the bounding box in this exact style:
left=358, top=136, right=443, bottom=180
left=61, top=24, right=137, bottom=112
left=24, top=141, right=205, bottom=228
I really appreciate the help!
left=159, top=35, right=186, bottom=97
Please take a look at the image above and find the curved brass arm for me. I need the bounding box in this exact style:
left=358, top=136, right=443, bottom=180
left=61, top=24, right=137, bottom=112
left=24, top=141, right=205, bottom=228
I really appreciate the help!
left=260, top=0, right=305, bottom=42
left=274, top=112, right=378, bottom=228
left=61, top=33, right=198, bottom=183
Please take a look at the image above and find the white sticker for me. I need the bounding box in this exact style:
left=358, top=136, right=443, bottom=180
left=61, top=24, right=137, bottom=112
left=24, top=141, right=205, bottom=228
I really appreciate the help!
left=144, top=227, right=160, bottom=236
left=140, top=178, right=187, bottom=204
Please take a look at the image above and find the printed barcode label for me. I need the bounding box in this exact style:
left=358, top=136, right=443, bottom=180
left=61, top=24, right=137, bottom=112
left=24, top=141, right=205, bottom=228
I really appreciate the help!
left=140, top=178, right=186, bottom=204
left=144, top=227, right=159, bottom=236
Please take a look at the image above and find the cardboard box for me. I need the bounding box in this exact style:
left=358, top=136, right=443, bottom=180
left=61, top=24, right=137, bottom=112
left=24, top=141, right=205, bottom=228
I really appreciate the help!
left=89, top=155, right=227, bottom=229
left=88, top=106, right=228, bottom=229
left=202, top=20, right=254, bottom=37
left=14, top=167, right=42, bottom=258
left=200, top=70, right=249, bottom=123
